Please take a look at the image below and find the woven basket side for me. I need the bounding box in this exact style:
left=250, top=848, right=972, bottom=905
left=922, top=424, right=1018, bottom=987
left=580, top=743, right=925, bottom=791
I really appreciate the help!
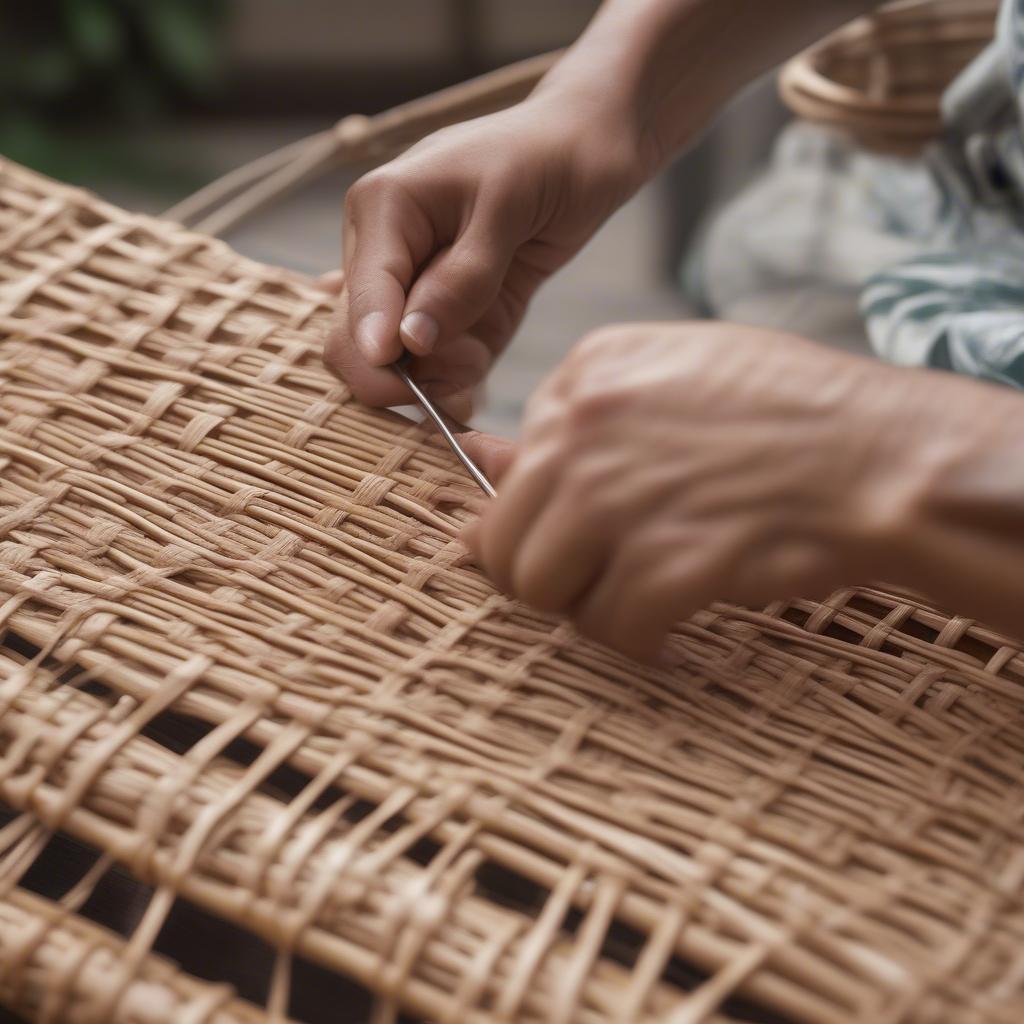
left=0, top=887, right=274, bottom=1024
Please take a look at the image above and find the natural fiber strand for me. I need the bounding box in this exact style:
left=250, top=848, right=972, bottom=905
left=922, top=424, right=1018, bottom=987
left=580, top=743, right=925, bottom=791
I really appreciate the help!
left=1, top=157, right=1024, bottom=1023
left=163, top=51, right=560, bottom=238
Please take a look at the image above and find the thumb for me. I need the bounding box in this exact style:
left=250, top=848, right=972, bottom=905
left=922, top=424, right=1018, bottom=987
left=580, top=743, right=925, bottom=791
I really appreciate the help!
left=399, top=225, right=513, bottom=356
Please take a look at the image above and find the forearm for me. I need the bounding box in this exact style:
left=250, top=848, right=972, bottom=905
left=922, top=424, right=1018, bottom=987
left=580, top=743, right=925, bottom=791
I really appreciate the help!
left=875, top=374, right=1024, bottom=640
left=535, top=0, right=882, bottom=177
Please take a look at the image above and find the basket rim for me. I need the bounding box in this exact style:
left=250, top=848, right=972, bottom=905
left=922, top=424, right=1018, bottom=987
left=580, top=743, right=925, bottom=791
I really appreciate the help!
left=778, top=60, right=941, bottom=116
left=777, top=0, right=1000, bottom=150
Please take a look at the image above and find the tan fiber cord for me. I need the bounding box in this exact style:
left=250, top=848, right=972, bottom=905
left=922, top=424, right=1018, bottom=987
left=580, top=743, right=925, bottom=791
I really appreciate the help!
left=163, top=51, right=560, bottom=238
left=2, top=124, right=1024, bottom=1023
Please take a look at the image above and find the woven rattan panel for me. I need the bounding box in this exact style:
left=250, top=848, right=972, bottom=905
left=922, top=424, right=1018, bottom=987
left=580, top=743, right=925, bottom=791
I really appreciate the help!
left=1, top=158, right=1024, bottom=1024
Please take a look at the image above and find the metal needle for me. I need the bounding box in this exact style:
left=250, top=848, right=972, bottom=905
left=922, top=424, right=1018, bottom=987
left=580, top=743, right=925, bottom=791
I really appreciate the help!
left=391, top=355, right=496, bottom=498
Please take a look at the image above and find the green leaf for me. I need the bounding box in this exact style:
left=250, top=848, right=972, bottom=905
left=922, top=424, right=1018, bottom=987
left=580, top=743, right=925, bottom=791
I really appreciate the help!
left=62, top=0, right=126, bottom=66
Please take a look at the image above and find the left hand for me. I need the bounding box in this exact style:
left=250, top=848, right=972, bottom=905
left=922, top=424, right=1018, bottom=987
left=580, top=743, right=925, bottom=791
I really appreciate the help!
left=462, top=321, right=930, bottom=661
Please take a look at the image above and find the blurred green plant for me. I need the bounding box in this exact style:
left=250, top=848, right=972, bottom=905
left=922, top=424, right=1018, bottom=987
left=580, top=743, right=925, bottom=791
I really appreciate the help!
left=1, top=0, right=224, bottom=187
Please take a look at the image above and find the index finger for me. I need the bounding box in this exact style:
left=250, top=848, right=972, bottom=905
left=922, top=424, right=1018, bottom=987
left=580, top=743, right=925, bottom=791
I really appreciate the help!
left=325, top=172, right=432, bottom=372
left=323, top=281, right=412, bottom=407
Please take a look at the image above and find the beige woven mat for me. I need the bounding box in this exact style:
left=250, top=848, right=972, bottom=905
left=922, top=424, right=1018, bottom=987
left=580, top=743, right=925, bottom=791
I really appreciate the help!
left=1, top=157, right=1023, bottom=1024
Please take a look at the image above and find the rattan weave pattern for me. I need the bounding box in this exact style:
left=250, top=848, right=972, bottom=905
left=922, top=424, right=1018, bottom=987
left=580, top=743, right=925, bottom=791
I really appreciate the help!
left=2, top=158, right=1024, bottom=1024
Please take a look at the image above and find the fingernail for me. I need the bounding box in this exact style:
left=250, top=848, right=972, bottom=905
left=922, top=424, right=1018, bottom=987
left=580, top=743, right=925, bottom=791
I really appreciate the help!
left=400, top=311, right=439, bottom=355
left=356, top=311, right=390, bottom=364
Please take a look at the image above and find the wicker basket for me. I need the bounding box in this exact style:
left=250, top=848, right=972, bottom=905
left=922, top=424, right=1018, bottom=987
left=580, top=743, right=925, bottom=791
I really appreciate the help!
left=779, top=0, right=1000, bottom=154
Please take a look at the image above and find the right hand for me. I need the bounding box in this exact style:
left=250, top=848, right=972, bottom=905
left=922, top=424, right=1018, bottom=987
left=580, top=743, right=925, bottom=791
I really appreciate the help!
left=323, top=88, right=645, bottom=416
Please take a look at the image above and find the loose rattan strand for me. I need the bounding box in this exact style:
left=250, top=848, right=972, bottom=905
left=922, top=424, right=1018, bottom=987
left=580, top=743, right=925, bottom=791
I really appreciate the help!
left=163, top=51, right=560, bottom=238
left=2, top=105, right=1024, bottom=1023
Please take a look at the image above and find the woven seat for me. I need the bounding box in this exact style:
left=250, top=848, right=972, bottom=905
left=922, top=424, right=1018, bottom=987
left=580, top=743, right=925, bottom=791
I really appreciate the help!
left=1, top=157, right=1024, bottom=1023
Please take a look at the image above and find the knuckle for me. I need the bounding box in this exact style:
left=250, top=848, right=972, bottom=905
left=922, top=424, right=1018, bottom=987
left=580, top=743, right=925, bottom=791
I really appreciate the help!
left=560, top=457, right=615, bottom=507
left=565, top=384, right=626, bottom=432
left=457, top=249, right=505, bottom=292
left=429, top=264, right=492, bottom=311
left=574, top=325, right=628, bottom=361
left=346, top=282, right=378, bottom=311
left=632, top=523, right=685, bottom=570
left=520, top=385, right=567, bottom=439
left=347, top=167, right=401, bottom=210
left=344, top=177, right=369, bottom=214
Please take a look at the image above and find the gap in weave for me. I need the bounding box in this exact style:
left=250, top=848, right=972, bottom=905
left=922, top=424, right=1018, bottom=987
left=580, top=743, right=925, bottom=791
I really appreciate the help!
left=661, top=949, right=802, bottom=1024
left=473, top=863, right=656, bottom=981
left=475, top=857, right=802, bottom=1020
left=716, top=961, right=805, bottom=1024
left=778, top=606, right=812, bottom=630
left=18, top=829, right=152, bottom=941
left=719, top=993, right=802, bottom=1024
left=820, top=620, right=868, bottom=647
left=2, top=629, right=118, bottom=707
left=474, top=858, right=550, bottom=918
left=474, top=860, right=645, bottom=972
left=290, top=954, right=425, bottom=1024
left=75, top=208, right=108, bottom=230
left=1, top=762, right=428, bottom=1023
left=140, top=706, right=216, bottom=755
left=778, top=603, right=888, bottom=649
left=212, top=730, right=381, bottom=823
left=18, top=829, right=104, bottom=901
left=577, top=908, right=645, bottom=971
left=0, top=631, right=42, bottom=662
left=0, top=817, right=432, bottom=1024
left=153, top=895, right=275, bottom=1010
left=137, top=708, right=441, bottom=862
left=898, top=613, right=951, bottom=647
left=137, top=707, right=395, bottom=835
left=848, top=594, right=1024, bottom=673
left=149, top=864, right=427, bottom=1023
left=658, top=951, right=709, bottom=997
left=75, top=323, right=130, bottom=354
left=843, top=594, right=895, bottom=617
left=947, top=630, right=1012, bottom=666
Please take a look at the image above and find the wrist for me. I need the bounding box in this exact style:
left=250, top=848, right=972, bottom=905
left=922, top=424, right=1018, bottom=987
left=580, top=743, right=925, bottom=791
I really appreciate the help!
left=526, top=67, right=659, bottom=198
left=533, top=0, right=887, bottom=182
left=817, top=363, right=948, bottom=582
left=846, top=370, right=1024, bottom=590
left=530, top=2, right=725, bottom=183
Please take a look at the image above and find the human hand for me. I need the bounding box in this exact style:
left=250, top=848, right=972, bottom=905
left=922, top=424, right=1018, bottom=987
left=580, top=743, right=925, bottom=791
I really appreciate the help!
left=323, top=89, right=644, bottom=418
left=462, top=321, right=936, bottom=660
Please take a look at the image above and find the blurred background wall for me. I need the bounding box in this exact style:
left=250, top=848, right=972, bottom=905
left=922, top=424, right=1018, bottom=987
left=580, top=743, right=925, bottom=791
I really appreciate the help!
left=1, top=0, right=789, bottom=433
